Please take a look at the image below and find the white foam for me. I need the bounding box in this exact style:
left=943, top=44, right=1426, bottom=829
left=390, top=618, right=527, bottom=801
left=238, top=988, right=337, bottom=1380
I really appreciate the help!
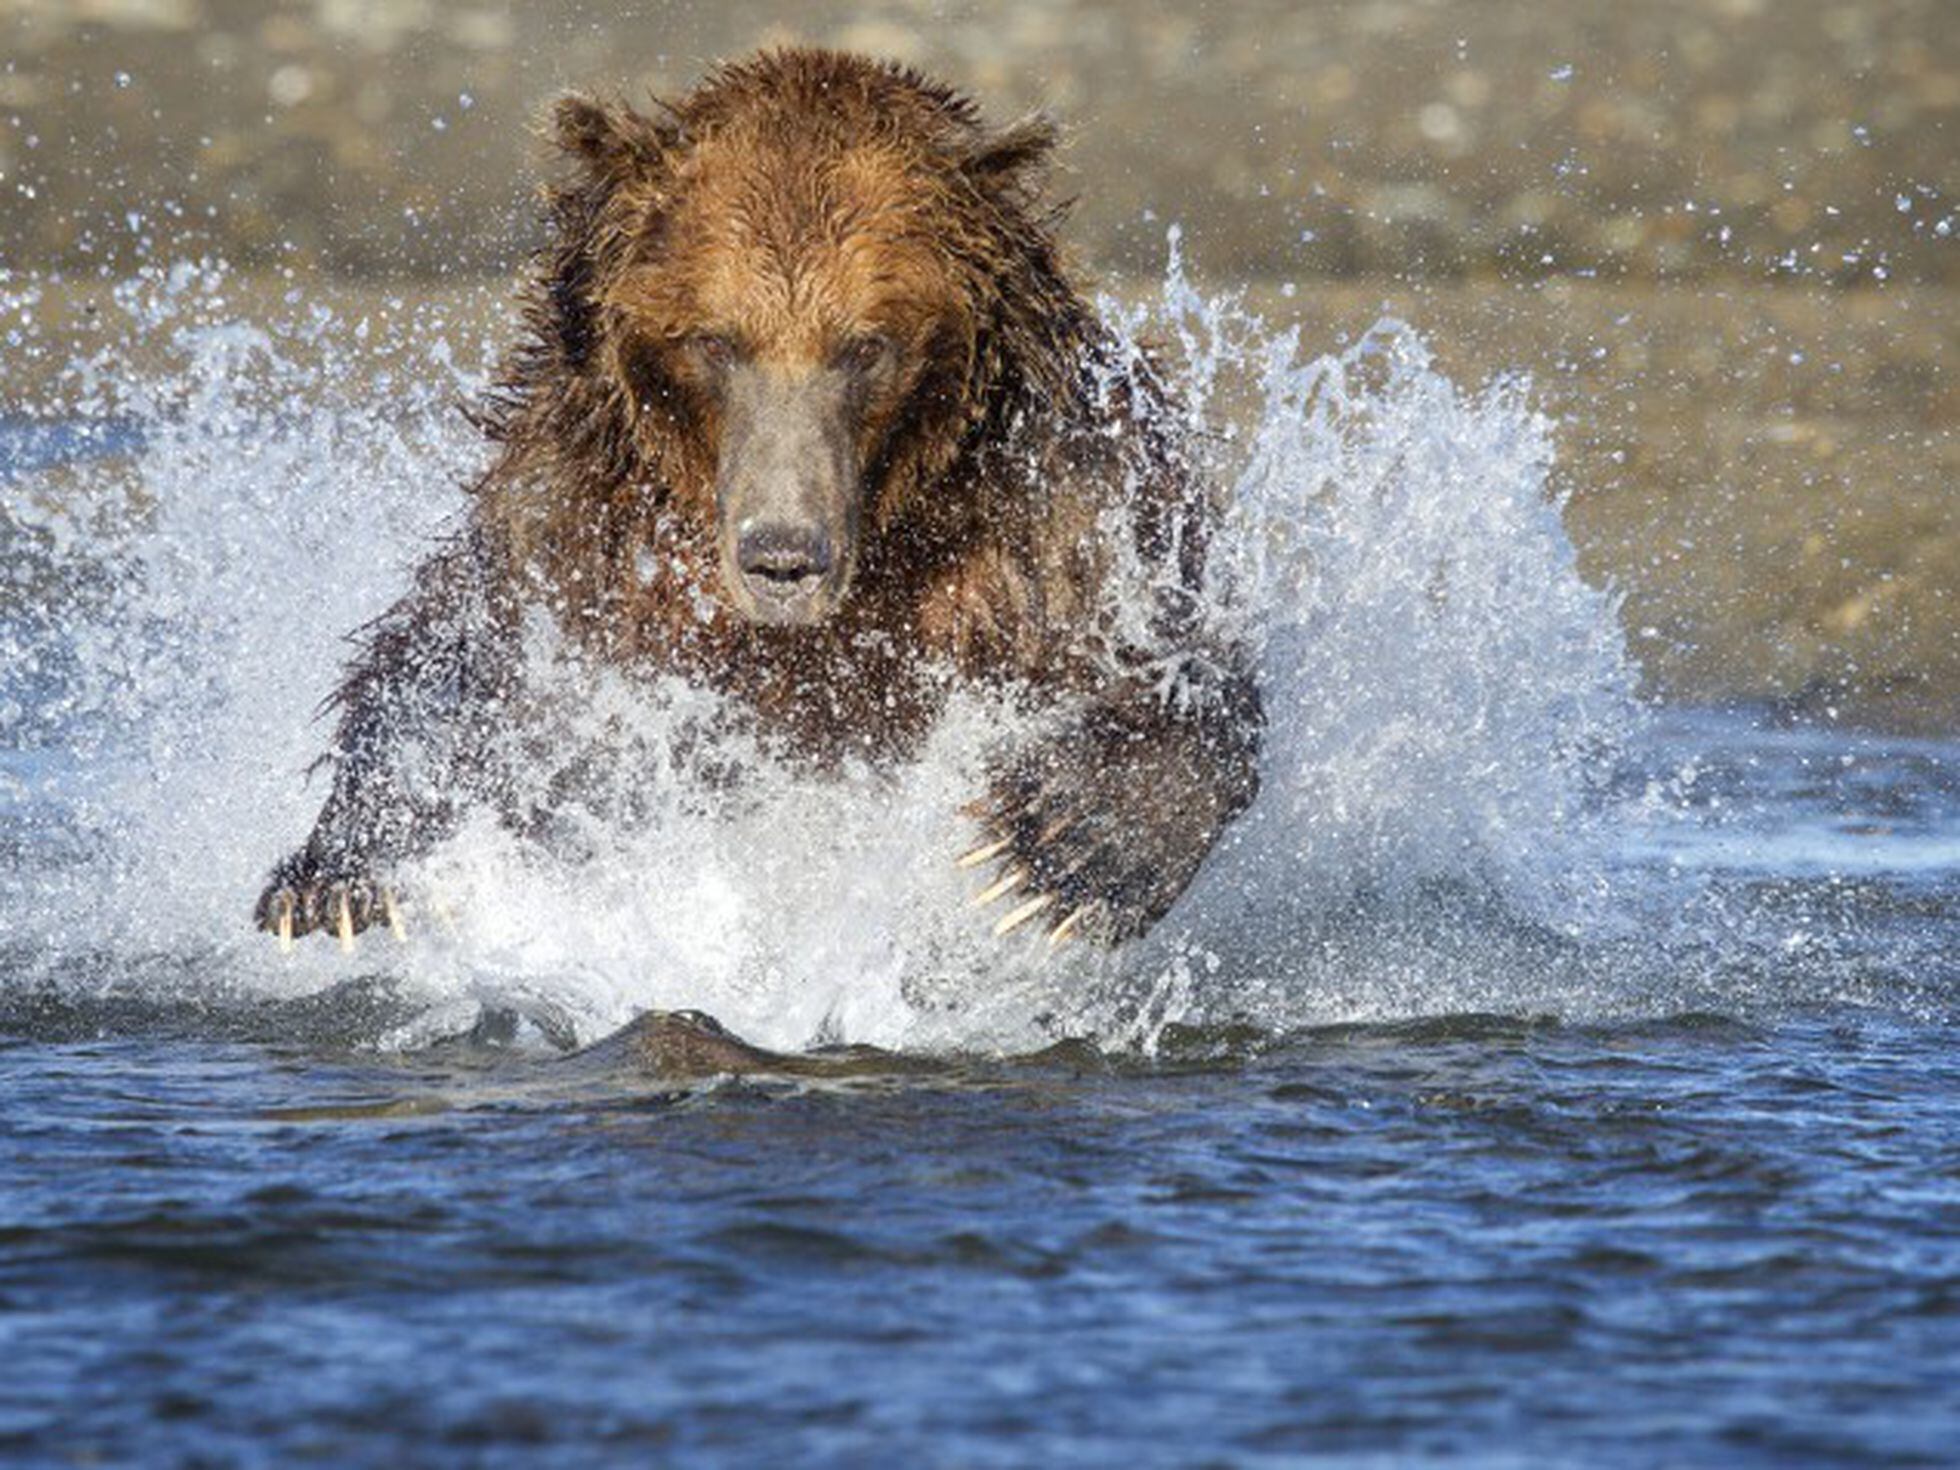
left=2, top=255, right=1662, bottom=1051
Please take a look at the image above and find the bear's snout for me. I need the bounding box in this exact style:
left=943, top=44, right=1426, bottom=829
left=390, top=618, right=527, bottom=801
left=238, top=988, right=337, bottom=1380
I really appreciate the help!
left=735, top=523, right=836, bottom=619
left=714, top=362, right=862, bottom=627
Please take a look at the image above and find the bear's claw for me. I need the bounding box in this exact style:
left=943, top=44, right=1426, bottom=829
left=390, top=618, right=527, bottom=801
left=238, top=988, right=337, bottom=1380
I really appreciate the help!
left=1046, top=903, right=1096, bottom=947
left=382, top=889, right=407, bottom=941
left=993, top=892, right=1056, bottom=937
left=255, top=869, right=406, bottom=952
left=964, top=706, right=1242, bottom=947
left=963, top=829, right=1111, bottom=946
left=972, top=866, right=1027, bottom=906
left=956, top=836, right=1013, bottom=870
left=963, top=776, right=1139, bottom=947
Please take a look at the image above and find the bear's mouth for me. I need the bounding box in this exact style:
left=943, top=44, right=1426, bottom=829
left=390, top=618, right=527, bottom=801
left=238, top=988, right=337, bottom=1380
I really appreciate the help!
left=724, top=519, right=855, bottom=626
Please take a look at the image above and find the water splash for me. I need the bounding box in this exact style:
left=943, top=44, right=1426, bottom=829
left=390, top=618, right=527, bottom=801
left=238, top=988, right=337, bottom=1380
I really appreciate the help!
left=3, top=264, right=484, bottom=991
left=11, top=256, right=1922, bottom=1053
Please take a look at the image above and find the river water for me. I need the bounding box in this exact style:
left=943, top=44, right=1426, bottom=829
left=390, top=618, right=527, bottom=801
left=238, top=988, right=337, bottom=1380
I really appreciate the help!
left=3, top=267, right=1958, bottom=1465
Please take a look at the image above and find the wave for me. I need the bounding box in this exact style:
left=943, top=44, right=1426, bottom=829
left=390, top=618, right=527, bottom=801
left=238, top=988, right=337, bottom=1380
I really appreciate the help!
left=4, top=254, right=1942, bottom=1052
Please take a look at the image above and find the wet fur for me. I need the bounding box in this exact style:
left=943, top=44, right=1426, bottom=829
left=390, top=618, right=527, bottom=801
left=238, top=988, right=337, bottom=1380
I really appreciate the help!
left=258, top=48, right=1261, bottom=947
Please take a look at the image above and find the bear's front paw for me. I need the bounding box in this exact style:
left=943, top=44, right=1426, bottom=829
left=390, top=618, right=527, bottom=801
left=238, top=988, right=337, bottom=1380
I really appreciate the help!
left=961, top=716, right=1231, bottom=948
left=255, top=862, right=406, bottom=952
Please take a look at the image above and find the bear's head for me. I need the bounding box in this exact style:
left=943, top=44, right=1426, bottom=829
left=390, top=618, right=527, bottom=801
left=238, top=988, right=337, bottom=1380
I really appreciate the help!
left=540, top=50, right=1084, bottom=629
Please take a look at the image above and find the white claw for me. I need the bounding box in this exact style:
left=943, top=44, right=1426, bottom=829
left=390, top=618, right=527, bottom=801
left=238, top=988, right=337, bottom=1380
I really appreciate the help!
left=336, top=893, right=355, bottom=954
left=956, top=836, right=1012, bottom=870
left=383, top=888, right=406, bottom=942
left=994, top=892, right=1056, bottom=937
left=276, top=894, right=294, bottom=955
left=972, top=867, right=1026, bottom=906
left=1047, top=904, right=1092, bottom=948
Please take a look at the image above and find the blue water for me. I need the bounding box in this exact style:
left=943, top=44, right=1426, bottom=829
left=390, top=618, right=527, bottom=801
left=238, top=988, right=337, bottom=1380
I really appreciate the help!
left=3, top=713, right=1956, bottom=1467
left=4, top=277, right=1959, bottom=1464
left=0, top=414, right=147, bottom=479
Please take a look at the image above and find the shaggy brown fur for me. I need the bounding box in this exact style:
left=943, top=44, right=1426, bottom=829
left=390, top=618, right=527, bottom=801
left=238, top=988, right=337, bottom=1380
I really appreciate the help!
left=257, top=48, right=1261, bottom=948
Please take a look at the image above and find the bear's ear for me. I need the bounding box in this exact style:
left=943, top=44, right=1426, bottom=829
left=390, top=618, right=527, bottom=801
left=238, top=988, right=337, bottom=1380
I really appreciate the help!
left=960, top=114, right=1058, bottom=195
left=551, top=94, right=681, bottom=178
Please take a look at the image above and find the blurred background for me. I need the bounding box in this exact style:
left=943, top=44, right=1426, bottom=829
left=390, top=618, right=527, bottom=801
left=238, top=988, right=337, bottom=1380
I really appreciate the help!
left=3, top=0, right=1954, bottom=729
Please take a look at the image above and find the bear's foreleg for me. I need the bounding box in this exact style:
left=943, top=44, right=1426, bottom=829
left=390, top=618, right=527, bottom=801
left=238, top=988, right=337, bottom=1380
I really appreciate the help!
left=966, top=663, right=1262, bottom=945
left=255, top=533, right=517, bottom=949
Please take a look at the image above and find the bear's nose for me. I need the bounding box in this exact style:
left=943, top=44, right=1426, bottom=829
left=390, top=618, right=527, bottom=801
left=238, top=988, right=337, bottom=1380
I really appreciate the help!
left=736, top=523, right=834, bottom=588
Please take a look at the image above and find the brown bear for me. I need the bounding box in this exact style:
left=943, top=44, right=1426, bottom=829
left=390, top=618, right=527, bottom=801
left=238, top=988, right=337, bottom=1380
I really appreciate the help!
left=256, top=47, right=1261, bottom=952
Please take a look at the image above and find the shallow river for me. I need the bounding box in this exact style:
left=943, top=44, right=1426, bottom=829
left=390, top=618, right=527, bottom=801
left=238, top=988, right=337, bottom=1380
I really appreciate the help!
left=4, top=274, right=1959, bottom=1465
left=6, top=713, right=1960, bottom=1466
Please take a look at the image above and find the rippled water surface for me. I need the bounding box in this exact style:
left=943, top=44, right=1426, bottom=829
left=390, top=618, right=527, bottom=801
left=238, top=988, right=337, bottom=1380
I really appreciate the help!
left=4, top=272, right=1959, bottom=1465
left=6, top=945, right=1960, bottom=1466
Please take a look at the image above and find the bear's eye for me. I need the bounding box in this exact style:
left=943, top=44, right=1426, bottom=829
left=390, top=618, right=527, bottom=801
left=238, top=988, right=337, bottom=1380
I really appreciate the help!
left=834, top=334, right=893, bottom=376
left=680, top=333, right=740, bottom=374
